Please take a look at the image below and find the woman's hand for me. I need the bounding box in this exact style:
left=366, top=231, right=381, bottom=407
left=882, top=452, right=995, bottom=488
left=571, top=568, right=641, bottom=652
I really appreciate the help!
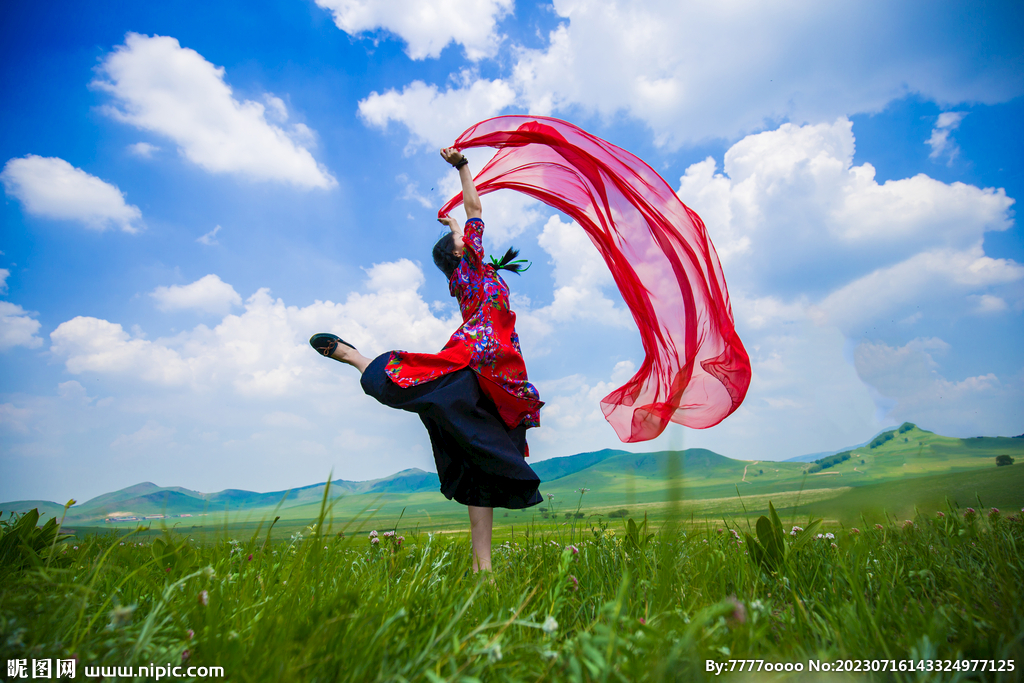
left=438, top=214, right=462, bottom=233
left=440, top=147, right=466, bottom=167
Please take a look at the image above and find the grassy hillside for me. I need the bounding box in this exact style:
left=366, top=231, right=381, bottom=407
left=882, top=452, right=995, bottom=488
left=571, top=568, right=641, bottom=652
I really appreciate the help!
left=6, top=423, right=1022, bottom=534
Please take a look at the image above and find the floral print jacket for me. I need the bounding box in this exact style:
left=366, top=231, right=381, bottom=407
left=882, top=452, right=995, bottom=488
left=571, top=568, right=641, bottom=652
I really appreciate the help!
left=385, top=218, right=543, bottom=431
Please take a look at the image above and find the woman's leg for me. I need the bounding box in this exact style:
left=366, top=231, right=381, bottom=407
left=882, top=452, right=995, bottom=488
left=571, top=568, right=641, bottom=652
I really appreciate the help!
left=468, top=506, right=493, bottom=572
left=330, top=343, right=373, bottom=374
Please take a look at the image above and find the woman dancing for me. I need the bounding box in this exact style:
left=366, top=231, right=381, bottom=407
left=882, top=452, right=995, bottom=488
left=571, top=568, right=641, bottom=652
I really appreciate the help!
left=310, top=147, right=544, bottom=573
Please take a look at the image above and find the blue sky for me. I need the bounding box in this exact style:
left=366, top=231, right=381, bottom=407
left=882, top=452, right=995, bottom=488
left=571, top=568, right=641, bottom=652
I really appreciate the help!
left=1, top=0, right=1022, bottom=504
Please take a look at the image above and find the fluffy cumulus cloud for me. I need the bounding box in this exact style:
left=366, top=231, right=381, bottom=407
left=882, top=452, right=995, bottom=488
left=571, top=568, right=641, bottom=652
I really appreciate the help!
left=525, top=216, right=632, bottom=331
left=150, top=274, right=242, bottom=315
left=855, top=338, right=1023, bottom=436
left=0, top=301, right=43, bottom=351
left=95, top=33, right=335, bottom=189
left=359, top=75, right=516, bottom=150
left=13, top=261, right=474, bottom=497
left=316, top=0, right=513, bottom=60
left=676, top=118, right=1019, bottom=325
left=356, top=1, right=1021, bottom=150
left=509, top=0, right=1023, bottom=147
left=50, top=261, right=460, bottom=397
left=665, top=118, right=1023, bottom=448
left=1, top=155, right=143, bottom=232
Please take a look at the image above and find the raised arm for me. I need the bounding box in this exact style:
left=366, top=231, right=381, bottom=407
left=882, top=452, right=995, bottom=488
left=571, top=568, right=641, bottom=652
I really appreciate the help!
left=440, top=147, right=481, bottom=220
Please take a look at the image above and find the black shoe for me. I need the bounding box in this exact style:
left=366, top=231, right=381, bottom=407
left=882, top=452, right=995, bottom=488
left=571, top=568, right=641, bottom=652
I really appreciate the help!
left=309, top=333, right=355, bottom=360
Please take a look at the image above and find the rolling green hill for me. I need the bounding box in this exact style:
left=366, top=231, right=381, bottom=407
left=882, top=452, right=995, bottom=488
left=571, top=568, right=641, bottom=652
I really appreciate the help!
left=4, top=423, right=1021, bottom=530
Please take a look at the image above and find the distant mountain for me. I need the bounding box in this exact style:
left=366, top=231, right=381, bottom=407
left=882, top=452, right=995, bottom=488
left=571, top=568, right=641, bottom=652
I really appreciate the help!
left=531, top=449, right=626, bottom=480
left=784, top=427, right=899, bottom=463
left=6, top=424, right=1022, bottom=524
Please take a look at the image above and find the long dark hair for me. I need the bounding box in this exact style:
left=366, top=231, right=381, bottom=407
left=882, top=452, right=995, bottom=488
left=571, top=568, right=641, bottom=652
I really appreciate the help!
left=432, top=233, right=461, bottom=281
left=432, top=234, right=531, bottom=281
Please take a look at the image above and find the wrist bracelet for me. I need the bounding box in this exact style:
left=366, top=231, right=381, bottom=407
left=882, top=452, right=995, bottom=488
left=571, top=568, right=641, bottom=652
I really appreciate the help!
left=454, top=157, right=469, bottom=170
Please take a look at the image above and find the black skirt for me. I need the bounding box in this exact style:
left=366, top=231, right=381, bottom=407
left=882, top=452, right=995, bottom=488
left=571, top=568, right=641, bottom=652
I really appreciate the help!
left=360, top=353, right=543, bottom=509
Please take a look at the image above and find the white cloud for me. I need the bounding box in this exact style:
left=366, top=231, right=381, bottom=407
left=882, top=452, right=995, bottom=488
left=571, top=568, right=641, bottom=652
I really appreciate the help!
left=508, top=0, right=1022, bottom=147
left=0, top=301, right=44, bottom=351
left=675, top=118, right=1018, bottom=326
left=855, top=338, right=1023, bottom=437
left=526, top=216, right=631, bottom=329
left=128, top=142, right=160, bottom=158
left=397, top=174, right=433, bottom=208
left=316, top=0, right=513, bottom=60
left=926, top=111, right=967, bottom=163
left=51, top=262, right=462, bottom=397
left=50, top=316, right=192, bottom=385
left=95, top=33, right=335, bottom=189
left=358, top=75, right=515, bottom=150
left=110, top=420, right=176, bottom=449
left=197, top=225, right=222, bottom=246
left=0, top=269, right=8, bottom=294
left=151, top=274, right=242, bottom=315
left=1, top=155, right=143, bottom=233
left=810, top=245, right=1024, bottom=332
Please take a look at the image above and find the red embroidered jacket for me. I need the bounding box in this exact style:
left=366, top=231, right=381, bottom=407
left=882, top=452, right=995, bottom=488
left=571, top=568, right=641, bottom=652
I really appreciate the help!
left=385, top=218, right=543, bottom=433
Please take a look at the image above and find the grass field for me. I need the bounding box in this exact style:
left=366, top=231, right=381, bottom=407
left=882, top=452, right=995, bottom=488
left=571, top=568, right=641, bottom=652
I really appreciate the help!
left=2, top=491, right=1022, bottom=682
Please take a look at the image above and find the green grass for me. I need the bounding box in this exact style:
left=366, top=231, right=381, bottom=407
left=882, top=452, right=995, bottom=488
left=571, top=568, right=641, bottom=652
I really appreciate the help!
left=2, top=491, right=1022, bottom=682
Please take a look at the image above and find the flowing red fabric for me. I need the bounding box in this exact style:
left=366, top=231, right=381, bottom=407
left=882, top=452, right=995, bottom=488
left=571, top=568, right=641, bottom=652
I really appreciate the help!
left=439, top=116, right=751, bottom=442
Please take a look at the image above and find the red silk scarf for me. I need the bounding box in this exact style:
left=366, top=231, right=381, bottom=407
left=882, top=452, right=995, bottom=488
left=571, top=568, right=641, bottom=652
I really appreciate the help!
left=439, top=116, right=751, bottom=442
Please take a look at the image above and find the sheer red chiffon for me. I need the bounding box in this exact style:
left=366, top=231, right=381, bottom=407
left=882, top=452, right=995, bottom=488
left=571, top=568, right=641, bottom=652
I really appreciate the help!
left=439, top=116, right=751, bottom=442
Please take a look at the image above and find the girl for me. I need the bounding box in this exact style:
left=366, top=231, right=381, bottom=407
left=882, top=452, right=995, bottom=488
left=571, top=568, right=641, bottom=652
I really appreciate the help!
left=310, top=147, right=543, bottom=572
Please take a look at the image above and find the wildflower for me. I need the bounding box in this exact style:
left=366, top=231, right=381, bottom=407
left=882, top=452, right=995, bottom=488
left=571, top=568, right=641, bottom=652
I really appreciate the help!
left=165, top=567, right=172, bottom=572
left=638, top=617, right=646, bottom=625
left=850, top=528, right=860, bottom=535
left=368, top=530, right=378, bottom=539
left=197, top=590, right=209, bottom=607
left=371, top=537, right=380, bottom=545
left=603, top=529, right=615, bottom=539
left=182, top=650, right=190, bottom=663
left=831, top=543, right=838, bottom=549
left=484, top=643, right=503, bottom=662
left=247, top=554, right=253, bottom=561
left=875, top=524, right=884, bottom=530
left=725, top=597, right=746, bottom=625
left=989, top=508, right=1001, bottom=521
left=73, top=546, right=78, bottom=551
left=547, top=494, right=555, bottom=500
left=903, top=520, right=914, bottom=529
left=107, top=604, right=136, bottom=629
left=567, top=544, right=579, bottom=556
left=542, top=615, right=559, bottom=635
left=790, top=526, right=803, bottom=536
left=935, top=511, right=945, bottom=519
left=730, top=529, right=740, bottom=540
left=824, top=532, right=835, bottom=540
left=816, top=533, right=824, bottom=539
left=750, top=600, right=764, bottom=611
left=568, top=574, right=578, bottom=592
left=187, top=630, right=194, bottom=640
